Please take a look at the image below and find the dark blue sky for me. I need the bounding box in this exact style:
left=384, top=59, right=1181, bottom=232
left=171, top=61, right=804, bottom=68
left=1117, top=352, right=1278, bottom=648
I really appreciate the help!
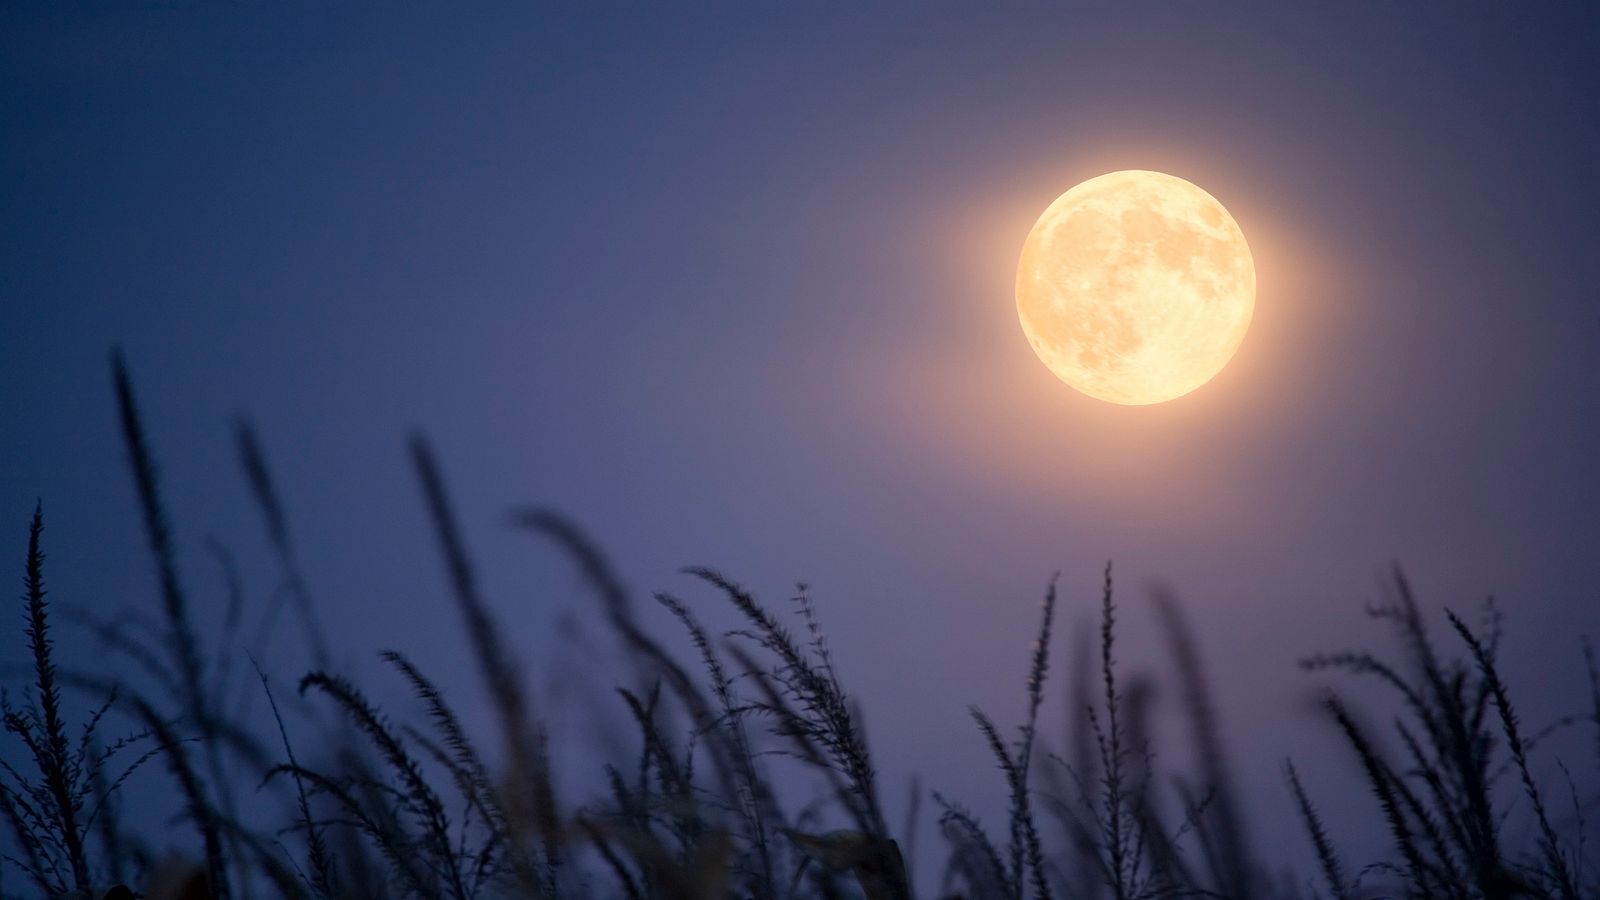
left=4, top=3, right=1600, bottom=887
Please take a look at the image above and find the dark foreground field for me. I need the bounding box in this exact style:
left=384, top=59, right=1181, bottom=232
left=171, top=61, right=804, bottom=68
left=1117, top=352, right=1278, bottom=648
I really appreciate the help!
left=4, top=355, right=1596, bottom=900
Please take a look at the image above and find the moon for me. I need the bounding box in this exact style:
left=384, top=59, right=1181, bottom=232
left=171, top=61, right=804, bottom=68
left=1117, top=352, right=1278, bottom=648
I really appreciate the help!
left=1015, top=170, right=1255, bottom=405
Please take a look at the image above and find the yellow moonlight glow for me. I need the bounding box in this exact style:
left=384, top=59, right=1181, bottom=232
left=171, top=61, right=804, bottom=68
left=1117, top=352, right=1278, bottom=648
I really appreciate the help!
left=1016, top=170, right=1255, bottom=405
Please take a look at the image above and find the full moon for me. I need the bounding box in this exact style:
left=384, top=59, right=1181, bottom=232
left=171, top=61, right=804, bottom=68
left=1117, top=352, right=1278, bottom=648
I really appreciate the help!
left=1015, top=170, right=1255, bottom=405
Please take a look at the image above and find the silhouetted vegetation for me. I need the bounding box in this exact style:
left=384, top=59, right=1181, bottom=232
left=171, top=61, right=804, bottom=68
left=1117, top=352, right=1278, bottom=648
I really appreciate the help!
left=3, top=354, right=1597, bottom=899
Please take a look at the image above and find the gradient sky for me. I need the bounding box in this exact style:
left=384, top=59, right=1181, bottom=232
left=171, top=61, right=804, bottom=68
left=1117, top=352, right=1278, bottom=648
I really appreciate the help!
left=4, top=3, right=1600, bottom=888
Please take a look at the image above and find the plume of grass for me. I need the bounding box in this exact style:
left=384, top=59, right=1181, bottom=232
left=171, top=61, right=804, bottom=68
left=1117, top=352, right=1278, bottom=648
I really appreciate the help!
left=1015, top=579, right=1056, bottom=900
left=127, top=694, right=231, bottom=900
left=277, top=656, right=509, bottom=897
left=1093, top=563, right=1129, bottom=899
left=1044, top=563, right=1203, bottom=900
left=1448, top=608, right=1578, bottom=900
left=382, top=651, right=502, bottom=838
left=656, top=589, right=784, bottom=899
left=510, top=511, right=755, bottom=820
left=935, top=792, right=1010, bottom=899
left=952, top=575, right=1056, bottom=900
left=1283, top=759, right=1349, bottom=900
left=1151, top=590, right=1254, bottom=900
left=481, top=501, right=804, bottom=900
left=1056, top=617, right=1102, bottom=899
left=413, top=437, right=557, bottom=895
left=510, top=508, right=800, bottom=900
left=1087, top=563, right=1142, bottom=900
left=509, top=508, right=774, bottom=881
left=679, top=570, right=905, bottom=898
left=1300, top=570, right=1520, bottom=898
left=234, top=417, right=332, bottom=668
left=1322, top=695, right=1433, bottom=897
left=255, top=662, right=335, bottom=898
left=515, top=515, right=696, bottom=690
left=297, top=670, right=469, bottom=900
left=112, top=350, right=207, bottom=726
left=114, top=352, right=277, bottom=895
left=264, top=758, right=435, bottom=898
left=1, top=505, right=159, bottom=897
left=900, top=775, right=921, bottom=892
left=616, top=682, right=704, bottom=852
left=20, top=502, right=91, bottom=894
left=693, top=571, right=884, bottom=834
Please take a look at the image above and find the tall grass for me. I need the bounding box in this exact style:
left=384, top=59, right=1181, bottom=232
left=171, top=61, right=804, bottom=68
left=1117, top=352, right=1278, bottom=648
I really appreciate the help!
left=2, top=353, right=1597, bottom=899
left=1297, top=571, right=1593, bottom=899
left=1, top=504, right=156, bottom=897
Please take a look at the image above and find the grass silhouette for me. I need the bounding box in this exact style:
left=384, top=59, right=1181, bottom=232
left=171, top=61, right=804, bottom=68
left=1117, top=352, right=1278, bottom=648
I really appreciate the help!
left=2, top=353, right=1596, bottom=899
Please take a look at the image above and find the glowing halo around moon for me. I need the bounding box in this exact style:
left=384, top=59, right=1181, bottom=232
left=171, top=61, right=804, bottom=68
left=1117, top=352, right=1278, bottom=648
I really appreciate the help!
left=1015, top=170, right=1256, bottom=405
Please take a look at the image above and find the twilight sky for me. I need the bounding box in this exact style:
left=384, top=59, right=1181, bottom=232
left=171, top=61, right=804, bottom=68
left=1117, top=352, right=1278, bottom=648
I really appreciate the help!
left=4, top=3, right=1599, bottom=888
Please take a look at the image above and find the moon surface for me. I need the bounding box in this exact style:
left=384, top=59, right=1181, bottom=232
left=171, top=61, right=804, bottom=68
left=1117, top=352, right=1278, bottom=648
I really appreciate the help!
left=1015, top=170, right=1255, bottom=405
